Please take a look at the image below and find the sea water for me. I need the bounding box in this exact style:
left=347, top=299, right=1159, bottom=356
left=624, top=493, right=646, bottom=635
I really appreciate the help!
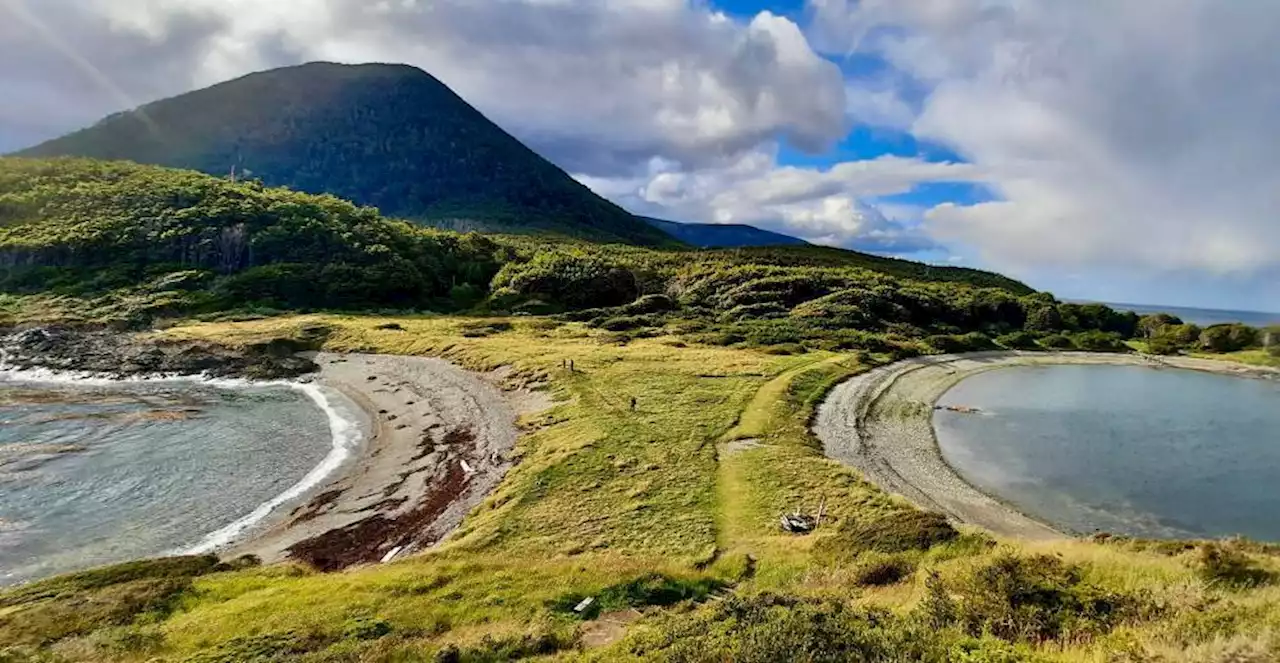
left=935, top=365, right=1280, bottom=540
left=0, top=376, right=361, bottom=586
left=1097, top=302, right=1280, bottom=328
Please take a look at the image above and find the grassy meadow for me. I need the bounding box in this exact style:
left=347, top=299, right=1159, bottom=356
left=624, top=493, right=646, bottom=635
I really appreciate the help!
left=4, top=315, right=1280, bottom=662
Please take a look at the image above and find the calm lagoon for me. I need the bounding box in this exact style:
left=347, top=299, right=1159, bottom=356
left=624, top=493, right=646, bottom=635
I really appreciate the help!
left=935, top=364, right=1280, bottom=540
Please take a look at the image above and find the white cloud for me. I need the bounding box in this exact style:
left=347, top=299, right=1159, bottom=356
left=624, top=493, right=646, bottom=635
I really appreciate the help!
left=578, top=147, right=979, bottom=252
left=809, top=0, right=1280, bottom=294
left=2, top=0, right=980, bottom=256
left=1, top=0, right=849, bottom=177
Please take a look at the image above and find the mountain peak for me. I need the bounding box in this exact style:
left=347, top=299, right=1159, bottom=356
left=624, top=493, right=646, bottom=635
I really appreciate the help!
left=16, top=62, right=673, bottom=246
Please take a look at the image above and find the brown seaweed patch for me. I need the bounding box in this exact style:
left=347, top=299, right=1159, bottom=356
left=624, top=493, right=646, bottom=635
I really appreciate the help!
left=285, top=464, right=470, bottom=572
left=291, top=488, right=346, bottom=524
left=442, top=427, right=476, bottom=448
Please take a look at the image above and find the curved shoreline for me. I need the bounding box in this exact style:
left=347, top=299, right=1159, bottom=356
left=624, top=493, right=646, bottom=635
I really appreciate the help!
left=0, top=352, right=545, bottom=580
left=814, top=351, right=1280, bottom=539
left=182, top=381, right=367, bottom=554
left=229, top=352, right=549, bottom=570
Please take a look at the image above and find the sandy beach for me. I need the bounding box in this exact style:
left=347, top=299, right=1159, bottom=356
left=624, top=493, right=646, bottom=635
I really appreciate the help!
left=814, top=351, right=1280, bottom=539
left=232, top=352, right=549, bottom=570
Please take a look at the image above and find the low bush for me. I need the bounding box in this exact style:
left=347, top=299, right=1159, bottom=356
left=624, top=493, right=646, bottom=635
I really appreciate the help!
left=1, top=555, right=220, bottom=606
left=996, top=331, right=1041, bottom=350
left=1197, top=542, right=1275, bottom=588
left=0, top=556, right=227, bottom=649
left=819, top=510, right=959, bottom=558
left=760, top=342, right=806, bottom=355
left=920, top=553, right=1153, bottom=643
left=621, top=294, right=676, bottom=314
left=591, top=314, right=664, bottom=332
left=619, top=593, right=1039, bottom=662
left=926, top=335, right=971, bottom=354
left=458, top=320, right=513, bottom=337
left=550, top=573, right=724, bottom=620
left=1039, top=334, right=1075, bottom=349
left=1199, top=324, right=1260, bottom=353
left=183, top=629, right=337, bottom=663
left=1146, top=336, right=1183, bottom=355
left=1071, top=330, right=1128, bottom=352
left=852, top=555, right=916, bottom=586
left=926, top=332, right=996, bottom=354
left=432, top=632, right=571, bottom=663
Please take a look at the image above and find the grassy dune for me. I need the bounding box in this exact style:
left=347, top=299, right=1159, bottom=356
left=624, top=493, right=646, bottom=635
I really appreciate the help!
left=4, top=315, right=1280, bottom=661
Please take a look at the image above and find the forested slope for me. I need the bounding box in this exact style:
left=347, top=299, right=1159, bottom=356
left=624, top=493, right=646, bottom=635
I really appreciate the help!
left=1, top=156, right=1216, bottom=357
left=0, top=157, right=502, bottom=313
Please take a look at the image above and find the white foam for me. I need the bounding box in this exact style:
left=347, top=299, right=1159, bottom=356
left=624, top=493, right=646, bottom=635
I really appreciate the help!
left=182, top=381, right=364, bottom=554
left=0, top=363, right=368, bottom=555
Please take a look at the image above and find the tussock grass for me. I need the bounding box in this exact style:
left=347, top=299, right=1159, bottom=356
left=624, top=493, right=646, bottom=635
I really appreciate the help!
left=5, top=313, right=1280, bottom=660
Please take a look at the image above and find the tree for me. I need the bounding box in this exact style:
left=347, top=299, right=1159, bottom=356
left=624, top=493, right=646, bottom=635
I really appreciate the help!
left=1025, top=306, right=1064, bottom=332
left=1198, top=324, right=1260, bottom=353
left=1138, top=313, right=1183, bottom=339
left=1147, top=336, right=1182, bottom=355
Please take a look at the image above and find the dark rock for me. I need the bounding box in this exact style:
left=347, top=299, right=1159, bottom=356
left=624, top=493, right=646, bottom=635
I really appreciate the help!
left=0, top=326, right=320, bottom=380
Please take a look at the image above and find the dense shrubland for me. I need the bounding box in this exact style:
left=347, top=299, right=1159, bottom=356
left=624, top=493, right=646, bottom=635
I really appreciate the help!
left=1, top=157, right=1274, bottom=362
left=0, top=158, right=503, bottom=322
left=1138, top=311, right=1277, bottom=359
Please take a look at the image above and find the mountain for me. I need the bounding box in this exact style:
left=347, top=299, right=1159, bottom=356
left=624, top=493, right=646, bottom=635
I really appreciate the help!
left=640, top=217, right=808, bottom=248
left=15, top=62, right=673, bottom=246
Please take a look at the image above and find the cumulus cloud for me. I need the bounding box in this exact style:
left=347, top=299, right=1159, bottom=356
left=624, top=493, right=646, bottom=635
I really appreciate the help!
left=809, top=0, right=1280, bottom=295
left=1, top=0, right=955, bottom=255
left=1, top=0, right=848, bottom=175
left=0, top=0, right=249, bottom=152
left=577, top=148, right=981, bottom=252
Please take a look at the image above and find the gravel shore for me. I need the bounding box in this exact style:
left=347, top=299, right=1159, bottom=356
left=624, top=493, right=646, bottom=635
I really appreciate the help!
left=233, top=353, right=549, bottom=570
left=814, top=351, right=1280, bottom=539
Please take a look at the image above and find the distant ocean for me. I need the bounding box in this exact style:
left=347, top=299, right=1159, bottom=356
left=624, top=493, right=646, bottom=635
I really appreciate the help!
left=1081, top=302, right=1280, bottom=328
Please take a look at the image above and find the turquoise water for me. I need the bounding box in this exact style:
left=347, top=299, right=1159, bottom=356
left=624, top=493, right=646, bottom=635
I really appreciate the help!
left=935, top=365, right=1280, bottom=540
left=0, top=378, right=344, bottom=585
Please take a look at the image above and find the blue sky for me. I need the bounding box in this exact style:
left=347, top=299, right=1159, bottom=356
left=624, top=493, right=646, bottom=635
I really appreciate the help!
left=4, top=0, right=1279, bottom=312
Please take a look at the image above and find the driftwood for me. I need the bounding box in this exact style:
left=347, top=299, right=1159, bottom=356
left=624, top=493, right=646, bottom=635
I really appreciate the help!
left=934, top=404, right=982, bottom=414
left=780, top=513, right=816, bottom=533
left=780, top=496, right=827, bottom=534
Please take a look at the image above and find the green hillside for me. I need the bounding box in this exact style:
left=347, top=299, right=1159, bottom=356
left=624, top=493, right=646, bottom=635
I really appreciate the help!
left=4, top=158, right=1280, bottom=661
left=0, top=157, right=1144, bottom=356
left=0, top=157, right=502, bottom=316
left=15, top=62, right=673, bottom=246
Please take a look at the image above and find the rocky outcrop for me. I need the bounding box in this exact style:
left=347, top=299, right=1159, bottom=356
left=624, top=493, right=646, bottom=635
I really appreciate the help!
left=0, top=326, right=321, bottom=379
